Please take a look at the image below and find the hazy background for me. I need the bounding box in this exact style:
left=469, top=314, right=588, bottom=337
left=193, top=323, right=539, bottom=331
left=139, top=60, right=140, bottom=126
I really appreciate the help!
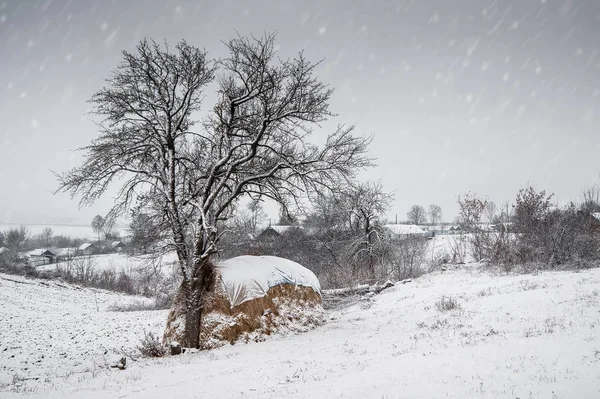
left=1, top=0, right=599, bottom=225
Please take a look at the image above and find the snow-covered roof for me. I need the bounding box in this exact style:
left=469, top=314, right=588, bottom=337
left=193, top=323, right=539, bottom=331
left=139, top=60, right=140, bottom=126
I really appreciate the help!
left=384, top=224, right=427, bottom=235
left=78, top=243, right=93, bottom=251
left=0, top=246, right=9, bottom=254
left=28, top=249, right=56, bottom=257
left=216, top=255, right=321, bottom=308
left=111, top=241, right=124, bottom=247
left=591, top=212, right=600, bottom=221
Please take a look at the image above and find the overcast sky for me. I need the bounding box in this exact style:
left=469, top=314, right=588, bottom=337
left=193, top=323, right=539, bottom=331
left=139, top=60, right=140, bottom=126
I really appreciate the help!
left=1, top=0, right=599, bottom=225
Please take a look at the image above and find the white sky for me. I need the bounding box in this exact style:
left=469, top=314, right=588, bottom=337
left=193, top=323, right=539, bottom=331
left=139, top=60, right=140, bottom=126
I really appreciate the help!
left=1, top=0, right=599, bottom=225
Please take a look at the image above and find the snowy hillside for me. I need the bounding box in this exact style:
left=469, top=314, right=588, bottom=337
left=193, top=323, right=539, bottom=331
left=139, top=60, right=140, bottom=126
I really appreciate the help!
left=0, top=274, right=168, bottom=388
left=2, top=265, right=600, bottom=398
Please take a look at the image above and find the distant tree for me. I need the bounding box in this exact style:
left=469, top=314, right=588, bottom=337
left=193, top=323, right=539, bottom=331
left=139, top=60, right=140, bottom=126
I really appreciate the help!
left=246, top=200, right=267, bottom=233
left=580, top=184, right=600, bottom=214
left=231, top=200, right=268, bottom=235
left=4, top=226, right=29, bottom=259
left=101, top=216, right=117, bottom=240
left=484, top=201, right=497, bottom=224
left=0, top=231, right=4, bottom=247
left=499, top=201, right=514, bottom=224
left=129, top=212, right=163, bottom=254
left=406, top=205, right=427, bottom=225
left=91, top=215, right=104, bottom=240
left=457, top=193, right=490, bottom=262
left=428, top=204, right=443, bottom=226
left=457, top=193, right=487, bottom=230
left=345, top=180, right=394, bottom=279
left=514, top=186, right=553, bottom=234
left=40, top=227, right=53, bottom=247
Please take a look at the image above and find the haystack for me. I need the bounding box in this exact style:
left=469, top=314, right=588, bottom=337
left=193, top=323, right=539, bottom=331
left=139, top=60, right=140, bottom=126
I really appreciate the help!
left=164, top=256, right=324, bottom=349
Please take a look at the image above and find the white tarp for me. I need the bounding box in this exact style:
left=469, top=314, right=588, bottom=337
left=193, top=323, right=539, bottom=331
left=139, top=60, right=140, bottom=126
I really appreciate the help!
left=216, top=255, right=321, bottom=308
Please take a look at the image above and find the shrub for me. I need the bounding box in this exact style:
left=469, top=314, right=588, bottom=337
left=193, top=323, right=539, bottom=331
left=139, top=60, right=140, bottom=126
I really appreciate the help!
left=137, top=331, right=167, bottom=357
left=435, top=296, right=460, bottom=311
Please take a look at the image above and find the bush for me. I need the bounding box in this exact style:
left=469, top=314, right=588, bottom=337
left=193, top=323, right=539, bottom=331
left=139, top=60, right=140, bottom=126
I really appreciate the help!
left=137, top=331, right=167, bottom=357
left=393, top=237, right=428, bottom=280
left=435, top=296, right=460, bottom=311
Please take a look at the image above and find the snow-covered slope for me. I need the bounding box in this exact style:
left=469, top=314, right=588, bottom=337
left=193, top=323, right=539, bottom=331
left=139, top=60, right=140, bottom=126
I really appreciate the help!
left=0, top=274, right=168, bottom=387
left=3, top=266, right=600, bottom=398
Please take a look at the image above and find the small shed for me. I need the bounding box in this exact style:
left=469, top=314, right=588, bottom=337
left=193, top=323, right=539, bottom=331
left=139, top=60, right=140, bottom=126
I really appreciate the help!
left=78, top=243, right=94, bottom=256
left=28, top=249, right=57, bottom=266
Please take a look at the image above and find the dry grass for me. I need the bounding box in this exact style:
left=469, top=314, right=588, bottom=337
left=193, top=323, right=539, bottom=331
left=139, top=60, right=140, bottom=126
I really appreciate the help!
left=435, top=296, right=461, bottom=312
left=164, top=277, right=322, bottom=350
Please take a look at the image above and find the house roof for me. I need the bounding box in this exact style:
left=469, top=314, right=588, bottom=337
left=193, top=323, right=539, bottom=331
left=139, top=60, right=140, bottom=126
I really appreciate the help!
left=111, top=241, right=124, bottom=247
left=78, top=243, right=93, bottom=251
left=0, top=247, right=9, bottom=254
left=383, top=224, right=427, bottom=235
left=28, top=249, right=56, bottom=257
left=591, top=212, right=600, bottom=221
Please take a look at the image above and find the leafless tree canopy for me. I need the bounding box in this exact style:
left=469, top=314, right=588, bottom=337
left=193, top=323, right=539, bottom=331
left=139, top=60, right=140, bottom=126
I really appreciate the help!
left=56, top=33, right=372, bottom=348
left=406, top=205, right=427, bottom=225
left=484, top=201, right=497, bottom=224
left=581, top=184, right=600, bottom=214
left=428, top=204, right=442, bottom=226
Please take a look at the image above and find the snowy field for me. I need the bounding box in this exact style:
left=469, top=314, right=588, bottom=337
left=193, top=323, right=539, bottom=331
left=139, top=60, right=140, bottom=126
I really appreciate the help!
left=2, top=264, right=600, bottom=398
left=0, top=274, right=168, bottom=389
left=0, top=224, right=128, bottom=240
left=38, top=252, right=179, bottom=275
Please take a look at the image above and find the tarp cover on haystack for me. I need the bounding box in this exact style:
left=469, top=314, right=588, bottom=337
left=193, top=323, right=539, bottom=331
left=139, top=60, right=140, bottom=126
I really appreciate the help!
left=216, top=255, right=321, bottom=307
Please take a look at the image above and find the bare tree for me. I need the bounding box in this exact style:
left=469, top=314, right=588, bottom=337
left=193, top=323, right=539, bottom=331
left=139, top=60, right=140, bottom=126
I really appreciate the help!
left=40, top=227, right=54, bottom=247
left=101, top=216, right=117, bottom=240
left=457, top=193, right=489, bottom=261
left=484, top=201, right=497, bottom=224
left=4, top=226, right=29, bottom=260
left=91, top=215, right=104, bottom=240
left=581, top=184, right=600, bottom=214
left=346, top=180, right=394, bottom=279
left=406, top=205, right=427, bottom=225
left=57, top=34, right=371, bottom=348
left=232, top=199, right=268, bottom=235
left=428, top=204, right=442, bottom=226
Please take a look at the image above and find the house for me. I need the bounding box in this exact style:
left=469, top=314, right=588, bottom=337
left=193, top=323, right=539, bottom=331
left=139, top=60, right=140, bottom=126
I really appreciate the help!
left=257, top=225, right=304, bottom=239
left=27, top=249, right=57, bottom=266
left=111, top=241, right=126, bottom=252
left=383, top=224, right=430, bottom=239
left=78, top=242, right=95, bottom=256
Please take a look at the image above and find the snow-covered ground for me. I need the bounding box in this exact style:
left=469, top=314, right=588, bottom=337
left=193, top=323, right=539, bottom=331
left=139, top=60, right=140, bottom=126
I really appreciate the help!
left=0, top=275, right=168, bottom=388
left=0, top=224, right=128, bottom=240
left=2, top=265, right=600, bottom=398
left=38, top=253, right=179, bottom=275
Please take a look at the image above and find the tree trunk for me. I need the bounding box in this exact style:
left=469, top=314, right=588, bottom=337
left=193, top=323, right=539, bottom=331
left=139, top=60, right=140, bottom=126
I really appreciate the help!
left=183, top=234, right=216, bottom=349
left=184, top=281, right=202, bottom=349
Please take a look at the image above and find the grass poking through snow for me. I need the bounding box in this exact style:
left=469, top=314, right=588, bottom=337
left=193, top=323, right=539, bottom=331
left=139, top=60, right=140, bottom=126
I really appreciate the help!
left=435, top=296, right=460, bottom=312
